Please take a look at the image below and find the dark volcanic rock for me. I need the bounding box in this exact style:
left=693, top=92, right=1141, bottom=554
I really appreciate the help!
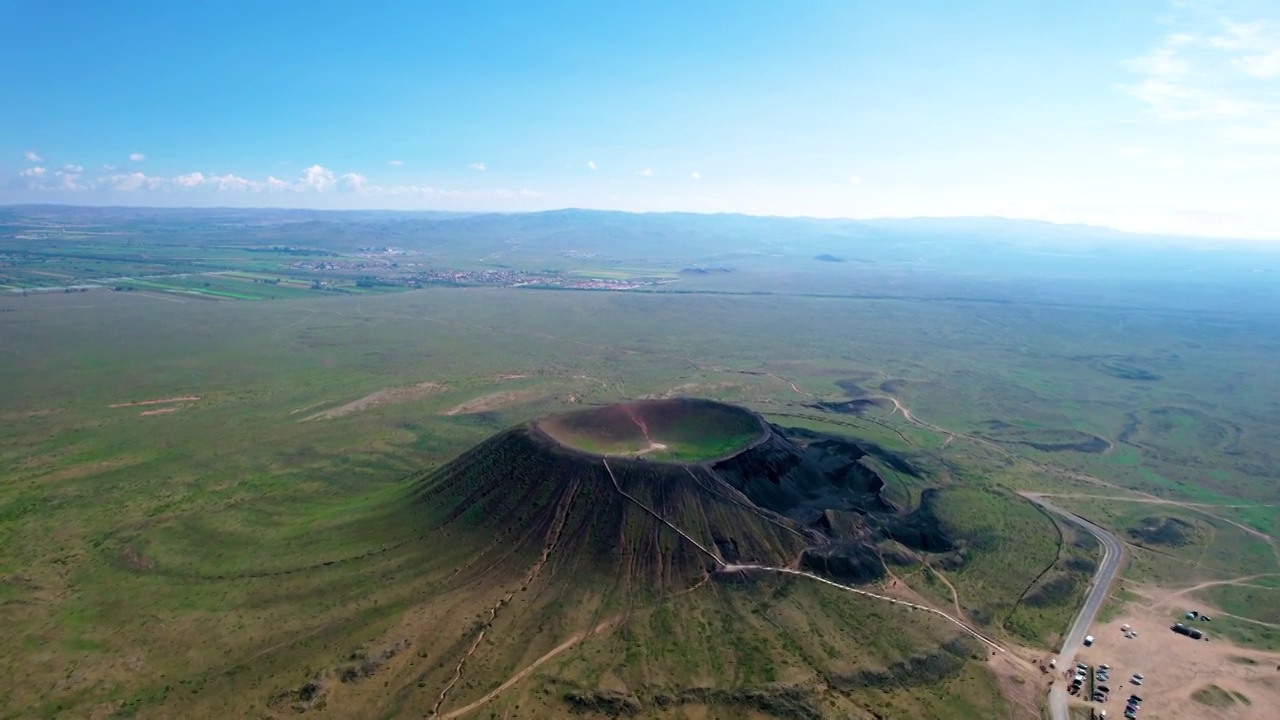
left=1024, top=574, right=1080, bottom=607
left=1128, top=516, right=1198, bottom=547
left=874, top=488, right=956, bottom=553
left=710, top=427, right=899, bottom=521
left=799, top=541, right=885, bottom=584
left=807, top=398, right=893, bottom=415
left=564, top=690, right=641, bottom=715
left=877, top=540, right=921, bottom=567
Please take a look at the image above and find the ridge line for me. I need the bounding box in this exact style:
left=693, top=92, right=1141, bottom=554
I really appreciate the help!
left=602, top=458, right=724, bottom=567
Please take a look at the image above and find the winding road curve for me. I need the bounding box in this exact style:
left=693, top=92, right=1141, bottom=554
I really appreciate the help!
left=1023, top=494, right=1126, bottom=720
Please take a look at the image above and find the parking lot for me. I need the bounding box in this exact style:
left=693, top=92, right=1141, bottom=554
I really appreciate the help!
left=1071, top=603, right=1280, bottom=719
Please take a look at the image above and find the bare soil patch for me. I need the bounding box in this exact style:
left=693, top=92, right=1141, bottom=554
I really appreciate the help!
left=108, top=395, right=200, bottom=408
left=1073, top=590, right=1280, bottom=720
left=27, top=456, right=145, bottom=484
left=121, top=545, right=153, bottom=571
left=24, top=269, right=74, bottom=279
left=985, top=650, right=1046, bottom=719
left=442, top=389, right=539, bottom=416
left=139, top=406, right=181, bottom=417
left=288, top=400, right=330, bottom=416
left=640, top=381, right=738, bottom=400
left=0, top=408, right=60, bottom=422
left=303, top=382, right=446, bottom=421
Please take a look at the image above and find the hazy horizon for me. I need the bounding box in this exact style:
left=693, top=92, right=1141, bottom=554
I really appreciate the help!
left=9, top=202, right=1280, bottom=247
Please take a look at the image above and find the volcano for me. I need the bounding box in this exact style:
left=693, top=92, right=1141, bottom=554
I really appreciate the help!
left=412, top=399, right=909, bottom=589
left=277, top=400, right=984, bottom=719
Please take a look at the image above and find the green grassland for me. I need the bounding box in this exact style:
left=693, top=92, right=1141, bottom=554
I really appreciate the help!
left=3, top=260, right=1279, bottom=717
left=1041, top=497, right=1280, bottom=587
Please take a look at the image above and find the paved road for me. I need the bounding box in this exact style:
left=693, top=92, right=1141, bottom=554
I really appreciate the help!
left=1024, top=494, right=1125, bottom=720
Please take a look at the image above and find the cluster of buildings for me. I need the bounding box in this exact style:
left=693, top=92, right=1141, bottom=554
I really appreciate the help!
left=410, top=268, right=668, bottom=291
left=282, top=259, right=671, bottom=292
left=288, top=259, right=400, bottom=272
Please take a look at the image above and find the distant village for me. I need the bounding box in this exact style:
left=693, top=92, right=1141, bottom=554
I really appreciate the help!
left=288, top=257, right=671, bottom=291
left=408, top=268, right=671, bottom=291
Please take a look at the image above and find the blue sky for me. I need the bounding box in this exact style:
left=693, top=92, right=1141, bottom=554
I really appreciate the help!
left=3, top=0, right=1278, bottom=238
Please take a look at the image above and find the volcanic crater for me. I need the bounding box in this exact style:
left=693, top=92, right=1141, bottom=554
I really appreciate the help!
left=535, top=398, right=768, bottom=462
left=414, top=398, right=955, bottom=591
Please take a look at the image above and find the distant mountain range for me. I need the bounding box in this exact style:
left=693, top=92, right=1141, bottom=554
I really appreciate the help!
left=0, top=203, right=1215, bottom=244
left=4, top=205, right=1278, bottom=288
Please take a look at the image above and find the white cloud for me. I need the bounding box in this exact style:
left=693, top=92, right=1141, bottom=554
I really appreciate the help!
left=1208, top=20, right=1267, bottom=51
left=339, top=172, right=368, bottom=192
left=101, top=164, right=116, bottom=172
left=1120, top=16, right=1280, bottom=123
left=1121, top=76, right=1250, bottom=120
left=54, top=168, right=83, bottom=190
left=1238, top=49, right=1280, bottom=78
left=63, top=164, right=83, bottom=173
left=23, top=150, right=42, bottom=163
left=1214, top=19, right=1280, bottom=77
left=470, top=162, right=486, bottom=171
left=1118, top=145, right=1150, bottom=157
left=209, top=174, right=257, bottom=191
left=104, top=172, right=163, bottom=191
left=387, top=160, right=403, bottom=166
left=691, top=171, right=701, bottom=180
left=1223, top=121, right=1280, bottom=144
left=637, top=168, right=653, bottom=176
left=1125, top=47, right=1190, bottom=78
left=298, top=164, right=336, bottom=191
left=1160, top=155, right=1185, bottom=168
left=129, top=153, right=146, bottom=162
left=15, top=164, right=83, bottom=190
left=848, top=175, right=863, bottom=184
left=12, top=163, right=544, bottom=210
left=172, top=172, right=206, bottom=188
left=587, top=160, right=597, bottom=170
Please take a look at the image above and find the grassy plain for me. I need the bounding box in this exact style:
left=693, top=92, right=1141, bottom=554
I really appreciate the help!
left=3, top=230, right=1279, bottom=717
